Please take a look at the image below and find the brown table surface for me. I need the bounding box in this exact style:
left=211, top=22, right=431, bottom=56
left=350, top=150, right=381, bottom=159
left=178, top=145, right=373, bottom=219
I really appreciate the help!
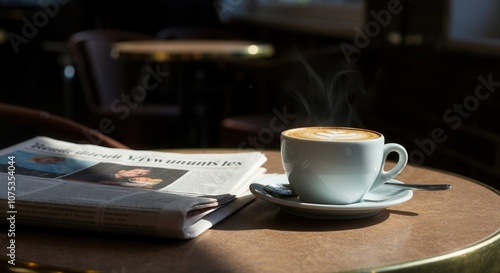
left=3, top=150, right=499, bottom=273
left=111, top=40, right=275, bottom=62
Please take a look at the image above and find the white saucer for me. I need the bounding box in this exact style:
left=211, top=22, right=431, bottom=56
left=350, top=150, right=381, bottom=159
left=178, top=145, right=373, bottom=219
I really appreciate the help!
left=249, top=174, right=413, bottom=220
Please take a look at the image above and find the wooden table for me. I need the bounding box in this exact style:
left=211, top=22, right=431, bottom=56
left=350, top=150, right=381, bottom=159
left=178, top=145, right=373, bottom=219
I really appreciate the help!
left=111, top=40, right=274, bottom=62
left=3, top=150, right=499, bottom=273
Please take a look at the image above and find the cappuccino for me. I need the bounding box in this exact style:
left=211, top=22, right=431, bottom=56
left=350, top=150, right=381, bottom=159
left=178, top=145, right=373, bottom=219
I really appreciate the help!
left=281, top=126, right=408, bottom=204
left=283, top=127, right=380, bottom=141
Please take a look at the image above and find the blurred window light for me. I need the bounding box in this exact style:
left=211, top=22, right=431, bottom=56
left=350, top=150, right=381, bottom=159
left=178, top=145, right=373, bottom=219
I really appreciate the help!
left=64, top=65, right=75, bottom=79
left=248, top=45, right=259, bottom=55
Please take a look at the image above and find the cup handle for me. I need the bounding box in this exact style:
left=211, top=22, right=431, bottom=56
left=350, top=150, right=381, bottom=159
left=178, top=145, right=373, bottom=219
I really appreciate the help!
left=370, top=143, right=408, bottom=191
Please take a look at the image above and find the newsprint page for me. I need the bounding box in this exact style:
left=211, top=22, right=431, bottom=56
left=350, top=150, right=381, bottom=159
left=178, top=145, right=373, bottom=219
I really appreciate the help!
left=0, top=137, right=266, bottom=243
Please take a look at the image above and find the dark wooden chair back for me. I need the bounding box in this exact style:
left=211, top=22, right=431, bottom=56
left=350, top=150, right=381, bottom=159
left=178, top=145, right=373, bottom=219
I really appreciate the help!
left=67, top=29, right=182, bottom=149
left=0, top=103, right=129, bottom=149
left=67, top=29, right=152, bottom=111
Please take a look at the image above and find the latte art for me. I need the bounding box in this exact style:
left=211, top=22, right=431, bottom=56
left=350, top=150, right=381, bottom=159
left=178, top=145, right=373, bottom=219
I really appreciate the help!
left=284, top=127, right=380, bottom=141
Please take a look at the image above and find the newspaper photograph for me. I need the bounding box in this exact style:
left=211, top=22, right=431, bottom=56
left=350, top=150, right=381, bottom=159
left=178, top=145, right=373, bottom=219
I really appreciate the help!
left=0, top=136, right=267, bottom=239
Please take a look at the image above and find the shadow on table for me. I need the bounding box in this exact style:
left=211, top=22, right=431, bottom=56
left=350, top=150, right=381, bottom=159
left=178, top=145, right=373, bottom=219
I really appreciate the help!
left=13, top=226, right=228, bottom=273
left=385, top=209, right=419, bottom=217
left=212, top=200, right=419, bottom=233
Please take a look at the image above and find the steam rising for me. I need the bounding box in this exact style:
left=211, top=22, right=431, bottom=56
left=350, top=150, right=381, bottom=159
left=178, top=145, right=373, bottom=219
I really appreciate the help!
left=285, top=54, right=366, bottom=128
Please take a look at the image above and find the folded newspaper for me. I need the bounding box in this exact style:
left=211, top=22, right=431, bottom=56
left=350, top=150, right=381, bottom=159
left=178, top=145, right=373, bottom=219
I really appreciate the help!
left=0, top=137, right=267, bottom=239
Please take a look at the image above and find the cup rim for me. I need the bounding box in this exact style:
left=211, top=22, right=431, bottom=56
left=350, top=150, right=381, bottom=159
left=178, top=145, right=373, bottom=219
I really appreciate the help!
left=281, top=126, right=383, bottom=142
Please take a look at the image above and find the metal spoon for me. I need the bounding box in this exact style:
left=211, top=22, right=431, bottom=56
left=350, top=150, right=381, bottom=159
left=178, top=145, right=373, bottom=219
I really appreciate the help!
left=264, top=182, right=451, bottom=198
left=263, top=183, right=297, bottom=197
left=384, top=182, right=451, bottom=191
left=262, top=183, right=402, bottom=202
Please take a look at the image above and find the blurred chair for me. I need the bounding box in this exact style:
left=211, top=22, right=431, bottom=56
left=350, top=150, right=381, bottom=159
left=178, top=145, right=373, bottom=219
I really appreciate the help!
left=219, top=113, right=281, bottom=149
left=0, top=103, right=128, bottom=149
left=67, top=29, right=182, bottom=149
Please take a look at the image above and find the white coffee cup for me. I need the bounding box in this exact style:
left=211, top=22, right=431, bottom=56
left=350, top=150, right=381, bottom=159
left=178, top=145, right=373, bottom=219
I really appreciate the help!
left=281, top=127, right=408, bottom=205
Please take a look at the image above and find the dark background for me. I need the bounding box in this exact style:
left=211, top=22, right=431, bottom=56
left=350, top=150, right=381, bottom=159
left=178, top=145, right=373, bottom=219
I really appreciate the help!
left=1, top=0, right=499, bottom=189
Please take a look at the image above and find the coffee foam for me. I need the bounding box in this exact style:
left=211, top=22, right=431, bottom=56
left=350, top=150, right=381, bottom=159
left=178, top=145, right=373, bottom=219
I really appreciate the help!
left=284, top=127, right=380, bottom=141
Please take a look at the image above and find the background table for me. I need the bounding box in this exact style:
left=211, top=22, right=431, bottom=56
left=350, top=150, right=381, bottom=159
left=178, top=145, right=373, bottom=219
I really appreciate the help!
left=2, top=150, right=499, bottom=273
left=111, top=40, right=274, bottom=147
left=111, top=40, right=274, bottom=61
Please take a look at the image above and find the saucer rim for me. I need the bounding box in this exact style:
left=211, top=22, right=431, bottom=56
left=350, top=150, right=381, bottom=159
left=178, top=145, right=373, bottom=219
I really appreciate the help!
left=249, top=174, right=413, bottom=211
